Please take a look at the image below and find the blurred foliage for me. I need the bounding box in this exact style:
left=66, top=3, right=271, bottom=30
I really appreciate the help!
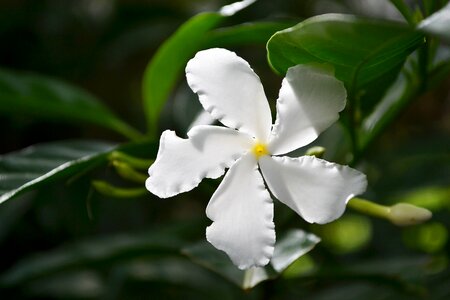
left=0, top=0, right=449, bottom=299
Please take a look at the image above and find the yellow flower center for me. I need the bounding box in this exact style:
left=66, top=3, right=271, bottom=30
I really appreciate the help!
left=251, top=142, right=269, bottom=158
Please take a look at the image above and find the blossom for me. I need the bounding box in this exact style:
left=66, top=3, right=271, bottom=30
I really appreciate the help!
left=146, top=48, right=367, bottom=269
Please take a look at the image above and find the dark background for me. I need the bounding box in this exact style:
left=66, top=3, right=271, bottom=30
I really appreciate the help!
left=0, top=0, right=449, bottom=299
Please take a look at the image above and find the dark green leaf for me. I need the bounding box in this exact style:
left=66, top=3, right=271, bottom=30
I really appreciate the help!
left=360, top=72, right=417, bottom=153
left=0, top=140, right=115, bottom=204
left=0, top=194, right=32, bottom=242
left=0, top=68, right=142, bottom=140
left=182, top=229, right=320, bottom=289
left=20, top=258, right=239, bottom=300
left=21, top=270, right=104, bottom=299
left=122, top=258, right=238, bottom=299
left=205, top=21, right=294, bottom=47
left=142, top=12, right=223, bottom=137
left=283, top=257, right=435, bottom=298
left=267, top=14, right=424, bottom=115
left=0, top=223, right=198, bottom=287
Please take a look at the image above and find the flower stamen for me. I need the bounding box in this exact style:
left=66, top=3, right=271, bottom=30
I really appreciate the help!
left=252, top=142, right=269, bottom=158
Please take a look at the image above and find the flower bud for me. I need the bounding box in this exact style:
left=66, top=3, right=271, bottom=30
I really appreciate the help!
left=305, top=146, right=326, bottom=158
left=388, top=203, right=432, bottom=226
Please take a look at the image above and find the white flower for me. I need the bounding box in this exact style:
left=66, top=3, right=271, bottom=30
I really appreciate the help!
left=146, top=48, right=367, bottom=270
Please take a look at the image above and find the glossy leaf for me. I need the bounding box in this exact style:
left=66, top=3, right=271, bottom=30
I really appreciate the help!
left=205, top=21, right=294, bottom=47
left=182, top=229, right=320, bottom=289
left=0, top=69, right=142, bottom=140
left=360, top=71, right=418, bottom=155
left=419, top=2, right=450, bottom=42
left=0, top=224, right=195, bottom=287
left=142, top=12, right=222, bottom=136
left=267, top=14, right=424, bottom=115
left=0, top=140, right=115, bottom=204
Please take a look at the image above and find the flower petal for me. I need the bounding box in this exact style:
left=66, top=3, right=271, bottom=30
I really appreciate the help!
left=186, top=48, right=272, bottom=141
left=146, top=125, right=253, bottom=198
left=268, top=65, right=347, bottom=155
left=259, top=155, right=367, bottom=224
left=206, top=154, right=275, bottom=269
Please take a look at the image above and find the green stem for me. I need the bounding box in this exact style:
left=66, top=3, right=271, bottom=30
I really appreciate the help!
left=353, top=80, right=419, bottom=165
left=109, top=151, right=154, bottom=170
left=113, top=161, right=148, bottom=184
left=348, top=198, right=432, bottom=226
left=111, top=121, right=146, bottom=141
left=92, top=180, right=147, bottom=198
left=346, top=92, right=359, bottom=165
left=353, top=39, right=437, bottom=165
left=422, top=0, right=436, bottom=17
left=428, top=60, right=450, bottom=90
left=389, top=0, right=416, bottom=25
left=348, top=198, right=390, bottom=219
left=418, top=39, right=429, bottom=92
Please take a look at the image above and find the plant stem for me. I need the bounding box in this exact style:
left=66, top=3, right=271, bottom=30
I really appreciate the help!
left=112, top=121, right=145, bottom=141
left=389, top=0, right=416, bottom=25
left=348, top=198, right=390, bottom=219
left=352, top=47, right=449, bottom=165
left=346, top=92, right=359, bottom=165
left=353, top=78, right=419, bottom=165
left=113, top=161, right=148, bottom=183
left=418, top=39, right=429, bottom=92
left=109, top=151, right=154, bottom=170
left=92, top=180, right=147, bottom=198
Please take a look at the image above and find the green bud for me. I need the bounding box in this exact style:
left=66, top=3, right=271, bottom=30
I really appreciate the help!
left=92, top=180, right=147, bottom=198
left=349, top=198, right=432, bottom=226
left=113, top=161, right=148, bottom=183
left=109, top=151, right=154, bottom=170
left=305, top=146, right=326, bottom=158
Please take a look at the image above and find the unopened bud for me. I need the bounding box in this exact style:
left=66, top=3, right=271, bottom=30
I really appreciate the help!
left=388, top=203, right=432, bottom=226
left=92, top=180, right=146, bottom=198
left=112, top=161, right=147, bottom=183
left=305, top=146, right=326, bottom=158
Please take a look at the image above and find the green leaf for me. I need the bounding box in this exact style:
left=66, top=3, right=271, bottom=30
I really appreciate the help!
left=19, top=259, right=238, bottom=300
left=0, top=140, right=115, bottom=204
left=142, top=0, right=259, bottom=136
left=142, top=12, right=222, bottom=136
left=204, top=21, right=294, bottom=47
left=267, top=14, right=424, bottom=115
left=182, top=229, right=320, bottom=289
left=360, top=71, right=418, bottom=153
left=122, top=258, right=237, bottom=300
left=418, top=2, right=450, bottom=42
left=0, top=68, right=143, bottom=140
left=0, top=223, right=198, bottom=287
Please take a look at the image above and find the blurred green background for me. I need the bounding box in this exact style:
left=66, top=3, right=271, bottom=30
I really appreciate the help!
left=0, top=0, right=449, bottom=299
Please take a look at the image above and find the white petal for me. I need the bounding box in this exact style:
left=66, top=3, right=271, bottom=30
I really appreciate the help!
left=206, top=154, right=275, bottom=269
left=219, top=0, right=257, bottom=16
left=259, top=155, right=367, bottom=224
left=186, top=48, right=272, bottom=141
left=146, top=125, right=253, bottom=198
left=268, top=65, right=347, bottom=155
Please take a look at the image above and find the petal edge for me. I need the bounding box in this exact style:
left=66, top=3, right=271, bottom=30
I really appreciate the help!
left=260, top=155, right=367, bottom=224
left=206, top=154, right=275, bottom=269
left=269, top=65, right=347, bottom=155
left=186, top=48, right=272, bottom=141
left=146, top=126, right=252, bottom=198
